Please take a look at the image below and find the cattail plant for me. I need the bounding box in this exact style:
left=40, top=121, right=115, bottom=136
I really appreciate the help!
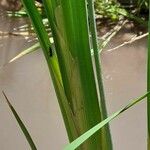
left=2, top=0, right=150, bottom=150
left=21, top=0, right=112, bottom=149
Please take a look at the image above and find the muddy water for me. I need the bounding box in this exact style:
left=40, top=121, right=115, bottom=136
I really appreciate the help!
left=102, top=34, right=147, bottom=150
left=0, top=13, right=147, bottom=150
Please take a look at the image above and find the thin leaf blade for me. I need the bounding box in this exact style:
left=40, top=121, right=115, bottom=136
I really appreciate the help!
left=2, top=91, right=37, bottom=150
left=64, top=92, right=150, bottom=150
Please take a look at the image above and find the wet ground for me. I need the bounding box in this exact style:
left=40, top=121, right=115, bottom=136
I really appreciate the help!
left=0, top=11, right=148, bottom=150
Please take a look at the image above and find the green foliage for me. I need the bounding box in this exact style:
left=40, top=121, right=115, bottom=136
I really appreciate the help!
left=2, top=0, right=150, bottom=149
left=95, top=0, right=147, bottom=26
left=21, top=0, right=113, bottom=149
left=2, top=92, right=37, bottom=150
left=65, top=92, right=150, bottom=150
left=88, top=0, right=112, bottom=149
left=95, top=0, right=121, bottom=20
left=137, top=0, right=148, bottom=9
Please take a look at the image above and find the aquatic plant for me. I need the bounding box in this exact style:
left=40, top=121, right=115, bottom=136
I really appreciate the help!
left=1, top=0, right=150, bottom=150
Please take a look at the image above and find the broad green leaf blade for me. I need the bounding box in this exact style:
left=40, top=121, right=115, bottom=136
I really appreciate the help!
left=64, top=92, right=150, bottom=150
left=43, top=0, right=104, bottom=149
left=2, top=91, right=37, bottom=150
left=21, top=0, right=79, bottom=141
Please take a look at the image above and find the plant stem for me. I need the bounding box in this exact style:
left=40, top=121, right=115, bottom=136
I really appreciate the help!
left=21, top=0, right=79, bottom=142
left=42, top=0, right=106, bottom=149
left=87, top=0, right=113, bottom=149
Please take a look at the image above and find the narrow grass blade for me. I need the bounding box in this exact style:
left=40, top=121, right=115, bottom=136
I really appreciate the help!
left=64, top=92, right=150, bottom=150
left=87, top=0, right=112, bottom=149
left=8, top=37, right=54, bottom=64
left=21, top=0, right=50, bottom=60
left=0, top=43, right=39, bottom=71
left=9, top=43, right=40, bottom=63
left=2, top=91, right=37, bottom=150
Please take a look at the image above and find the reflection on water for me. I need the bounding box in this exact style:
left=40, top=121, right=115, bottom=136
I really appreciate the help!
left=0, top=12, right=148, bottom=150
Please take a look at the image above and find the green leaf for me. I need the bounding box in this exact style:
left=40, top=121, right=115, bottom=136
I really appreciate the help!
left=2, top=91, right=37, bottom=150
left=87, top=0, right=112, bottom=149
left=9, top=43, right=40, bottom=63
left=21, top=0, right=79, bottom=142
left=42, top=0, right=105, bottom=149
left=0, top=43, right=39, bottom=71
left=64, top=92, right=150, bottom=150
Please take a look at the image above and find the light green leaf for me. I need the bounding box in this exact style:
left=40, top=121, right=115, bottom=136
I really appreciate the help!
left=2, top=91, right=37, bottom=150
left=9, top=43, right=40, bottom=63
left=64, top=92, right=150, bottom=150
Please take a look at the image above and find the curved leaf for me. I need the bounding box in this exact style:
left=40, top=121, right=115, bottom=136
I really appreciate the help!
left=64, top=92, right=150, bottom=150
left=2, top=91, right=37, bottom=150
